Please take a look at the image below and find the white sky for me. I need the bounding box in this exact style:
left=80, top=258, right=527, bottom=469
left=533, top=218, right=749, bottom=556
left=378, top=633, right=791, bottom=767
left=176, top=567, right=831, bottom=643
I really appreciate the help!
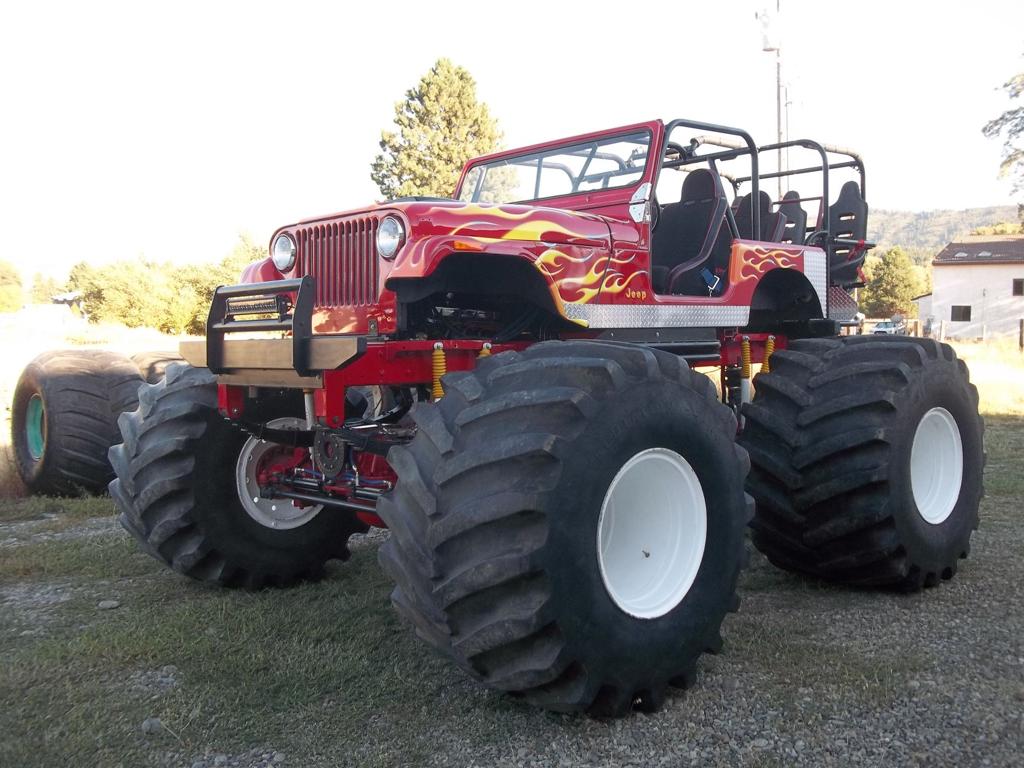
left=1, top=0, right=1022, bottom=279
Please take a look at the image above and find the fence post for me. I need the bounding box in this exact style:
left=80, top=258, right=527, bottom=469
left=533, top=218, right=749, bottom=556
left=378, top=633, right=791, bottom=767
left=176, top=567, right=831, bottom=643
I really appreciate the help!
left=1019, top=318, right=1023, bottom=353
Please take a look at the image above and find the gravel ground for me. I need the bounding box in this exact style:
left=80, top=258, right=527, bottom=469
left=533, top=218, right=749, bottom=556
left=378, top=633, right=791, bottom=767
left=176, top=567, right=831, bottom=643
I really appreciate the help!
left=2, top=419, right=1022, bottom=767
left=340, top=548, right=1024, bottom=768
left=0, top=513, right=120, bottom=548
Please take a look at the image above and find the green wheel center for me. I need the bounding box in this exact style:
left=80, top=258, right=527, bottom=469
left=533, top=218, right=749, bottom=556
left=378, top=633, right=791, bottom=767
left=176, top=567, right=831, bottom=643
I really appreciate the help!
left=26, top=394, right=46, bottom=461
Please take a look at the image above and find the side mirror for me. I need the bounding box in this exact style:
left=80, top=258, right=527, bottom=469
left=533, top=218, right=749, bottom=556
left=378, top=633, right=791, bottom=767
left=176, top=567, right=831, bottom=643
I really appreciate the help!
left=629, top=182, right=652, bottom=224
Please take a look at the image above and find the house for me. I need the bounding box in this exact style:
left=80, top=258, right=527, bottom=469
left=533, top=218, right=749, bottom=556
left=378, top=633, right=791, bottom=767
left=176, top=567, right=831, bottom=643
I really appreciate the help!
left=928, top=235, right=1024, bottom=339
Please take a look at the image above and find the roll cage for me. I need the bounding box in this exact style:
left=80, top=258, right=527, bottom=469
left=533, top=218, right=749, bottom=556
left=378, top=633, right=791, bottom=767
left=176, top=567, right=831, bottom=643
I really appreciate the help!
left=456, top=118, right=869, bottom=257
left=666, top=125, right=867, bottom=249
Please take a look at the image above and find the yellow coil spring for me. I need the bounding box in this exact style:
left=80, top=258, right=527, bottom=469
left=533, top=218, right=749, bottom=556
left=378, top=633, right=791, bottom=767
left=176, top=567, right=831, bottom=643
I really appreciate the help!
left=478, top=342, right=492, bottom=358
left=741, top=336, right=752, bottom=380
left=431, top=343, right=446, bottom=400
left=761, top=335, right=776, bottom=374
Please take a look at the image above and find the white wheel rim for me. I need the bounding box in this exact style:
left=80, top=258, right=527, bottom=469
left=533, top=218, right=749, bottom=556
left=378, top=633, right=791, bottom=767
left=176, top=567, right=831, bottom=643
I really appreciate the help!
left=596, top=447, right=707, bottom=619
left=910, top=407, right=963, bottom=525
left=235, top=417, right=322, bottom=530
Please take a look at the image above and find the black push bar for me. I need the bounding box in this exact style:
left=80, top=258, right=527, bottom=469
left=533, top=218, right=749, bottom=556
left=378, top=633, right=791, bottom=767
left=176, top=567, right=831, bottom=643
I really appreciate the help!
left=205, top=276, right=315, bottom=376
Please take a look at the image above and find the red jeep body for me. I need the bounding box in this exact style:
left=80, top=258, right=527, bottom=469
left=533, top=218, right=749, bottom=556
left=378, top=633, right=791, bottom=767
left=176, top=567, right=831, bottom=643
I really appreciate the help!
left=248, top=119, right=831, bottom=340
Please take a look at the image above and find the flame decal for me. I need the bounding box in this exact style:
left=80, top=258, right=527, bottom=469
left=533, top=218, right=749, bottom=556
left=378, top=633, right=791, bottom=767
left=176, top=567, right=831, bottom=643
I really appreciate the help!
left=451, top=217, right=595, bottom=242
left=732, top=246, right=802, bottom=283
left=424, top=203, right=537, bottom=221
left=390, top=201, right=611, bottom=278
left=535, top=248, right=592, bottom=274
left=387, top=202, right=632, bottom=308
left=600, top=269, right=646, bottom=295
left=414, top=204, right=601, bottom=242
left=535, top=249, right=647, bottom=304
left=536, top=248, right=604, bottom=303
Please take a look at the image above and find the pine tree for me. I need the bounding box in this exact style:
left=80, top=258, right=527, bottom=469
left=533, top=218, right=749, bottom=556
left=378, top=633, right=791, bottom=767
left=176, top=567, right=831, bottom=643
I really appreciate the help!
left=371, top=59, right=502, bottom=199
left=858, top=246, right=924, bottom=318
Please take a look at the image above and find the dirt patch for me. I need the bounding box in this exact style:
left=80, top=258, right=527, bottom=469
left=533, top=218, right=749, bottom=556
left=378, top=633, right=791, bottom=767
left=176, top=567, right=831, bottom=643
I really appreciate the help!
left=127, top=665, right=181, bottom=697
left=0, top=581, right=78, bottom=637
left=0, top=514, right=120, bottom=549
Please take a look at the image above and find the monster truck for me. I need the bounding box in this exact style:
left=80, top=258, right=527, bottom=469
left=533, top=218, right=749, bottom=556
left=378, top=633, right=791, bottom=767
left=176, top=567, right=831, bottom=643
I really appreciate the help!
left=15, top=117, right=982, bottom=716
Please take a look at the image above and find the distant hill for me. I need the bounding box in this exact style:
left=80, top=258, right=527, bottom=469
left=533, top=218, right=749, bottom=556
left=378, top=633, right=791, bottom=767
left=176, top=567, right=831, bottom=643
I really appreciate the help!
left=867, top=206, right=1018, bottom=251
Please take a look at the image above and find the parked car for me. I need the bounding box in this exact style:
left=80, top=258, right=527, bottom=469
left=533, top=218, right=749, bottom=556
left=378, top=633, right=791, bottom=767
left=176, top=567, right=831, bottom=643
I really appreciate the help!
left=873, top=319, right=905, bottom=335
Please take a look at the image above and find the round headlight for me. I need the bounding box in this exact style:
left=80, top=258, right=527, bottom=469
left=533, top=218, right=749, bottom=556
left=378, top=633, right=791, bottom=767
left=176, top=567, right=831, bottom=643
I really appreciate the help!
left=376, top=216, right=405, bottom=260
left=271, top=234, right=296, bottom=272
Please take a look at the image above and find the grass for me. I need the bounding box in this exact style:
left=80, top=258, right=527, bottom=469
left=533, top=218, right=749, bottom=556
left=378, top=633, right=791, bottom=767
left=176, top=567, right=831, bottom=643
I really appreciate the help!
left=950, top=338, right=1024, bottom=416
left=0, top=532, right=505, bottom=767
left=0, top=494, right=112, bottom=524
left=0, top=535, right=156, bottom=583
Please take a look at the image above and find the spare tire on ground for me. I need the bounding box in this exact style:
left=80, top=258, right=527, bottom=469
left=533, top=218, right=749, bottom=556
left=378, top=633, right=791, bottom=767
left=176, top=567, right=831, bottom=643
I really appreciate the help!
left=130, top=350, right=184, bottom=384
left=10, top=350, right=144, bottom=495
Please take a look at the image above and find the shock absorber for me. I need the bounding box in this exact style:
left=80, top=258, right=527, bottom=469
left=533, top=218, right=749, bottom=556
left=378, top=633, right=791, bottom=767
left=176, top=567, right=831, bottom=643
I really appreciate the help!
left=431, top=342, right=446, bottom=400
left=761, top=335, right=776, bottom=375
left=740, top=336, right=752, bottom=427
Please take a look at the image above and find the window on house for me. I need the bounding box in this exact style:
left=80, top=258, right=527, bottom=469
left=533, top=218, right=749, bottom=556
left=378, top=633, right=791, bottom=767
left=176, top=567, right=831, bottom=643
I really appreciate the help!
left=1013, top=278, right=1024, bottom=296
left=951, top=305, right=972, bottom=322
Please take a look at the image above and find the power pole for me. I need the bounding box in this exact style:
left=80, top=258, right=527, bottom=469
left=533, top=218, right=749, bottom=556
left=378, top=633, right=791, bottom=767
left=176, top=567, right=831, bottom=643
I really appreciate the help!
left=775, top=42, right=782, bottom=199
left=784, top=85, right=792, bottom=193
left=760, top=1, right=784, bottom=199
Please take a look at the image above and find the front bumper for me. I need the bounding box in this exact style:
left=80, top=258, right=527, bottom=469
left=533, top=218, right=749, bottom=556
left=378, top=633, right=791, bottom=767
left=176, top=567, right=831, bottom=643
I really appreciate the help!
left=179, top=277, right=364, bottom=388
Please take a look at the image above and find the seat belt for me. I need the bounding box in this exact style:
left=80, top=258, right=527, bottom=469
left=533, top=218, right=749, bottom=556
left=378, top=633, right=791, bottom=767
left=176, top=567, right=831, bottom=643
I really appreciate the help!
left=701, top=268, right=722, bottom=296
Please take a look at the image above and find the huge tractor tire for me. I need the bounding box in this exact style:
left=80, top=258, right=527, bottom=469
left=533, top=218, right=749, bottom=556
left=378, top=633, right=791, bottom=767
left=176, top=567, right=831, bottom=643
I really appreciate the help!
left=109, top=363, right=366, bottom=588
left=738, top=336, right=984, bottom=590
left=378, top=341, right=751, bottom=716
left=11, top=350, right=144, bottom=495
left=130, top=350, right=184, bottom=384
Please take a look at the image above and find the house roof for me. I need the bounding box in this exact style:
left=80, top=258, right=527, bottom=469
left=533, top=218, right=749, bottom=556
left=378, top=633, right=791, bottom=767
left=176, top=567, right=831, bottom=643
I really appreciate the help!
left=933, top=235, right=1024, bottom=266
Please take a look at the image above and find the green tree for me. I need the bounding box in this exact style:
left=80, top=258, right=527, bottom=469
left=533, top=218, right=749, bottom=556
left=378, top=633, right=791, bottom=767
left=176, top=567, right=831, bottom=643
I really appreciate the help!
left=970, top=221, right=1023, bottom=236
left=175, top=234, right=263, bottom=334
left=371, top=58, right=502, bottom=199
left=67, top=234, right=265, bottom=334
left=69, top=259, right=166, bottom=327
left=983, top=65, right=1024, bottom=194
left=858, top=246, right=925, bottom=318
left=31, top=273, right=64, bottom=304
left=0, top=260, right=24, bottom=313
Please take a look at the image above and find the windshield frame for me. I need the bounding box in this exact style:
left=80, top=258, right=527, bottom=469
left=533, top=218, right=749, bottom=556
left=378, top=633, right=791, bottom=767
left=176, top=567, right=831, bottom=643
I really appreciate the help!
left=455, top=128, right=654, bottom=206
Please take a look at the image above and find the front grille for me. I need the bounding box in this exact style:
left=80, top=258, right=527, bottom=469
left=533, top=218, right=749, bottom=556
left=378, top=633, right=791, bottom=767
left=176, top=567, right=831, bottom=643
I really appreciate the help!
left=296, top=216, right=380, bottom=307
